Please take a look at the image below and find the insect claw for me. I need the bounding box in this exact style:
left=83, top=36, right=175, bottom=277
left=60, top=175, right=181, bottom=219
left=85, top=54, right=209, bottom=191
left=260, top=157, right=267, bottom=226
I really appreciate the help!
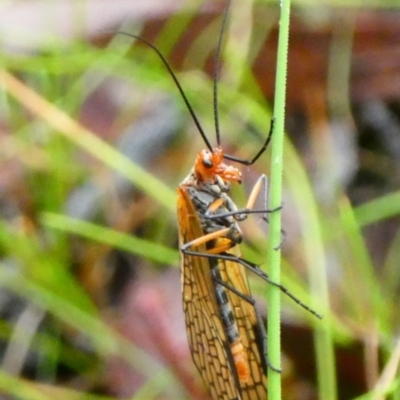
left=268, top=364, right=282, bottom=374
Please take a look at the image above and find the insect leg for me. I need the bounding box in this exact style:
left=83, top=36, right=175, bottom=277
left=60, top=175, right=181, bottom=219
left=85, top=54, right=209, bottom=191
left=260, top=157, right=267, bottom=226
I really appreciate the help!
left=211, top=273, right=255, bottom=305
left=245, top=174, right=269, bottom=212
left=249, top=174, right=286, bottom=249
left=180, top=209, right=322, bottom=319
left=205, top=174, right=282, bottom=222
left=245, top=174, right=286, bottom=249
left=231, top=255, right=323, bottom=320
left=180, top=226, right=238, bottom=255
left=204, top=207, right=282, bottom=221
left=255, top=307, right=282, bottom=373
left=184, top=247, right=323, bottom=320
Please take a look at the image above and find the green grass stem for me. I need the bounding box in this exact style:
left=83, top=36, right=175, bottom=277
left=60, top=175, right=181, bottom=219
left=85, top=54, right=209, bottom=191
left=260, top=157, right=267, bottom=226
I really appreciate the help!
left=267, top=0, right=291, bottom=398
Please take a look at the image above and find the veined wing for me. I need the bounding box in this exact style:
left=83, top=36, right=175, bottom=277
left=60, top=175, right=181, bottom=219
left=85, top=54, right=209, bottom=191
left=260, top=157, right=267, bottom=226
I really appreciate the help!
left=178, top=186, right=268, bottom=400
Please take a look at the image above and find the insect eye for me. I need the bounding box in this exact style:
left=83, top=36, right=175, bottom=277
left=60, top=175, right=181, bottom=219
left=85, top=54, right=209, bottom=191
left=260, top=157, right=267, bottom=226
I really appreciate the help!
left=202, top=153, right=213, bottom=168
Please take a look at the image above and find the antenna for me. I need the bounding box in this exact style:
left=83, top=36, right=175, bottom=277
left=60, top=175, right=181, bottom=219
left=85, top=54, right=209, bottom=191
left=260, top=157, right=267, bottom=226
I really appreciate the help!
left=212, top=0, right=275, bottom=166
left=117, top=31, right=214, bottom=152
left=213, top=0, right=231, bottom=146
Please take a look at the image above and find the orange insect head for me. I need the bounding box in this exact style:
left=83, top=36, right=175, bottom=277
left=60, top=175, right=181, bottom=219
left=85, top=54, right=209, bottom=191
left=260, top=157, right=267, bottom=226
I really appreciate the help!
left=194, top=147, right=242, bottom=184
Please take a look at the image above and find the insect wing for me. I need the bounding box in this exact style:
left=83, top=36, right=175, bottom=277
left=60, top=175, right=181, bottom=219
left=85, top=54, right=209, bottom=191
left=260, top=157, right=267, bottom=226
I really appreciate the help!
left=178, top=187, right=239, bottom=399
left=178, top=187, right=268, bottom=400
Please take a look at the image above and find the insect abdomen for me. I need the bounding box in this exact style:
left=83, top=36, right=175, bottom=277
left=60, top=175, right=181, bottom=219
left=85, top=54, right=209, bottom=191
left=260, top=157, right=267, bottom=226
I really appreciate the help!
left=213, top=269, right=250, bottom=383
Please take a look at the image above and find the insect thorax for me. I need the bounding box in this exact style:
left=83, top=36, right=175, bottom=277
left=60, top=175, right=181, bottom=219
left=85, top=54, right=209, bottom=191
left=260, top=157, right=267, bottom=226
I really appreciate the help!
left=183, top=172, right=243, bottom=243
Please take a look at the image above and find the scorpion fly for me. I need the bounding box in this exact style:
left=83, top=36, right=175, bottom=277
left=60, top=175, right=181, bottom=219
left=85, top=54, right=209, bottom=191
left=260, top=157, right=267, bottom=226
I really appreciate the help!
left=121, top=0, right=321, bottom=398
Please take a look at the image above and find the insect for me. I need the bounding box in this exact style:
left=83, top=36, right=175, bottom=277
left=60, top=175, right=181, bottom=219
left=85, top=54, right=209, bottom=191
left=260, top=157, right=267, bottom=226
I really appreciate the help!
left=178, top=154, right=274, bottom=400
left=120, top=0, right=320, bottom=398
left=177, top=121, right=321, bottom=400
